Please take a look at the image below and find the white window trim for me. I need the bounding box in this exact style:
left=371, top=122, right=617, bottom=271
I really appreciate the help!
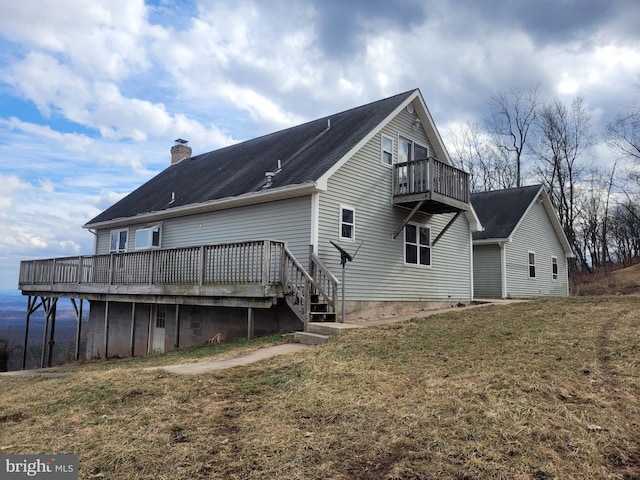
left=552, top=256, right=558, bottom=281
left=381, top=134, right=394, bottom=167
left=404, top=222, right=432, bottom=268
left=528, top=251, right=536, bottom=278
left=110, top=228, right=129, bottom=253
left=135, top=224, right=162, bottom=250
left=339, top=205, right=355, bottom=242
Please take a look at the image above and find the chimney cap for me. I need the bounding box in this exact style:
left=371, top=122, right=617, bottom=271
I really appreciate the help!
left=174, top=138, right=189, bottom=145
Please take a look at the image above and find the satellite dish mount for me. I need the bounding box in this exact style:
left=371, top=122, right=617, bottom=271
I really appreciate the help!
left=330, top=240, right=363, bottom=322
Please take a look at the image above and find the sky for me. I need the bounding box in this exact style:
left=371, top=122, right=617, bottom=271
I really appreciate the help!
left=1, top=0, right=639, bottom=290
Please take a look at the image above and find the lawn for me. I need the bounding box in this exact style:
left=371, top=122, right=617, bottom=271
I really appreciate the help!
left=1, top=296, right=639, bottom=479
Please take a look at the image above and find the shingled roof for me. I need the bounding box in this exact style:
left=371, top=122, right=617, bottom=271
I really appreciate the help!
left=85, top=90, right=416, bottom=227
left=471, top=185, right=543, bottom=241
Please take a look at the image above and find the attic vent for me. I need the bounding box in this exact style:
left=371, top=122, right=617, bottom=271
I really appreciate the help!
left=171, top=139, right=192, bottom=165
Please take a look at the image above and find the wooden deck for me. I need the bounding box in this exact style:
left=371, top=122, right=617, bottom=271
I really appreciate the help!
left=19, top=240, right=338, bottom=322
left=393, top=157, right=470, bottom=213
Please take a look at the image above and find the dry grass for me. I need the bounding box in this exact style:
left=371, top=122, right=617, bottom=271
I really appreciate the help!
left=571, top=263, right=640, bottom=296
left=1, top=296, right=639, bottom=479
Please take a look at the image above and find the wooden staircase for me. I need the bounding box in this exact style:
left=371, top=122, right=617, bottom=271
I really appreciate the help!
left=309, top=294, right=337, bottom=322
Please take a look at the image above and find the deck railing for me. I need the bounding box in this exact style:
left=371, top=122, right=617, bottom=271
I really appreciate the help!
left=393, top=157, right=470, bottom=204
left=19, top=240, right=281, bottom=287
left=18, top=239, right=338, bottom=325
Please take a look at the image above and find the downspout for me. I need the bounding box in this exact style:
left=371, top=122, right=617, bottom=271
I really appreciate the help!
left=500, top=242, right=507, bottom=299
left=469, top=230, right=474, bottom=302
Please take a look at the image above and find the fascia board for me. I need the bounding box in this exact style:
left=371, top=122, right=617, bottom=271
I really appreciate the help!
left=84, top=181, right=321, bottom=230
left=473, top=238, right=510, bottom=246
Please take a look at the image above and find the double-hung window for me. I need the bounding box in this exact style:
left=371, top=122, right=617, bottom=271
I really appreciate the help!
left=135, top=225, right=161, bottom=250
left=110, top=229, right=128, bottom=252
left=381, top=135, right=394, bottom=166
left=405, top=224, right=431, bottom=266
left=552, top=257, right=558, bottom=280
left=339, top=206, right=355, bottom=241
left=528, top=252, right=536, bottom=278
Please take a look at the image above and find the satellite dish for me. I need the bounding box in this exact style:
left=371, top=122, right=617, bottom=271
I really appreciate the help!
left=330, top=240, right=353, bottom=265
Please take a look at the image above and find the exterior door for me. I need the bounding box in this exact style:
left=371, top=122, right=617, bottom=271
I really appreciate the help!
left=151, top=305, right=166, bottom=353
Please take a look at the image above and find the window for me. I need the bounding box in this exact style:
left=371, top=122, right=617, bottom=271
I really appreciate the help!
left=405, top=224, right=431, bottom=266
left=339, top=206, right=355, bottom=241
left=399, top=138, right=429, bottom=164
left=135, top=225, right=161, bottom=250
left=156, top=305, right=166, bottom=329
left=381, top=135, right=394, bottom=165
left=552, top=257, right=558, bottom=280
left=110, top=229, right=128, bottom=252
left=399, top=138, right=412, bottom=163
left=528, top=252, right=536, bottom=278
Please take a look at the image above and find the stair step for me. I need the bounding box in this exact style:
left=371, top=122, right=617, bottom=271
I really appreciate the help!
left=293, top=332, right=330, bottom=345
left=310, top=302, right=329, bottom=312
left=309, top=312, right=336, bottom=322
left=307, top=322, right=364, bottom=336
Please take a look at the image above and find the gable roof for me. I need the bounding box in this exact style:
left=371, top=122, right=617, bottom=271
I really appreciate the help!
left=471, top=185, right=573, bottom=255
left=471, top=185, right=542, bottom=241
left=85, top=90, right=418, bottom=228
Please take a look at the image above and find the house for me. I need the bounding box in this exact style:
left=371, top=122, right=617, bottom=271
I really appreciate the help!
left=18, top=89, right=481, bottom=365
left=471, top=185, right=573, bottom=298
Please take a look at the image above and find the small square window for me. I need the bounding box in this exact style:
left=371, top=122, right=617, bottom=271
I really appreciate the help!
left=135, top=225, right=161, bottom=250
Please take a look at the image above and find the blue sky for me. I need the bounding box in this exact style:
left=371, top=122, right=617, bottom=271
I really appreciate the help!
left=1, top=0, right=639, bottom=289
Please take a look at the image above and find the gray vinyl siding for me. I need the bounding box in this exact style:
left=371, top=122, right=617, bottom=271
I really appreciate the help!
left=504, top=200, right=569, bottom=297
left=473, top=244, right=502, bottom=298
left=316, top=104, right=473, bottom=302
left=95, top=196, right=312, bottom=264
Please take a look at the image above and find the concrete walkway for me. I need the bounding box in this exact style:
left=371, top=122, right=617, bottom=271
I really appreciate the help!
left=143, top=343, right=312, bottom=375
left=2, top=299, right=522, bottom=377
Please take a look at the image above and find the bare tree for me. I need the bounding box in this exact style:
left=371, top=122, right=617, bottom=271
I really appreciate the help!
left=605, top=103, right=640, bottom=163
left=533, top=95, right=594, bottom=270
left=485, top=83, right=541, bottom=187
left=448, top=121, right=517, bottom=192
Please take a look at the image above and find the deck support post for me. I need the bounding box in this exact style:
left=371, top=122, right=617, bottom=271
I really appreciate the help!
left=22, top=296, right=42, bottom=370
left=40, top=297, right=57, bottom=368
left=174, top=304, right=180, bottom=348
left=46, top=300, right=57, bottom=368
left=104, top=300, right=110, bottom=359
left=247, top=307, right=254, bottom=340
left=130, top=302, right=136, bottom=357
left=72, top=298, right=84, bottom=362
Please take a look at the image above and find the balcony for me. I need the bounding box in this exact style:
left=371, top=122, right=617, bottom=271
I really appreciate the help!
left=393, top=158, right=470, bottom=214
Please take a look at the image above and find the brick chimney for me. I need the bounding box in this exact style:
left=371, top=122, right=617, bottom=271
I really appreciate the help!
left=171, top=139, right=192, bottom=165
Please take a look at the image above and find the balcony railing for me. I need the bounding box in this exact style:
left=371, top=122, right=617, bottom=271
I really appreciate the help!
left=393, top=157, right=470, bottom=205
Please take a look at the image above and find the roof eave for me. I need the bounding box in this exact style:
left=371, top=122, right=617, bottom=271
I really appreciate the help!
left=84, top=181, right=322, bottom=230
left=473, top=237, right=511, bottom=245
